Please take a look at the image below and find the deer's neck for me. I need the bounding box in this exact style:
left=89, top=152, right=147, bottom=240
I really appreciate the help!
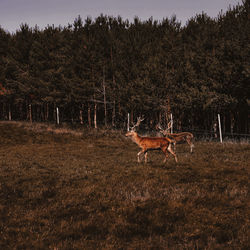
left=132, top=133, right=142, bottom=145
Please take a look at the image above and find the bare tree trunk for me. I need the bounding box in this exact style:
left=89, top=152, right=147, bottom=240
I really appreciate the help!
left=118, top=102, right=122, bottom=128
left=223, top=114, right=226, bottom=134
left=166, top=97, right=171, bottom=123
left=88, top=103, right=91, bottom=127
left=3, top=103, right=7, bottom=120
left=88, top=104, right=91, bottom=127
left=36, top=104, right=41, bottom=122
left=103, top=66, right=107, bottom=127
left=111, top=60, right=116, bottom=127
left=45, top=103, right=49, bottom=121
left=94, top=102, right=97, bottom=129
left=20, top=102, right=24, bottom=120
left=30, top=104, right=32, bottom=123
left=79, top=104, right=84, bottom=125
left=230, top=112, right=235, bottom=134
left=80, top=109, right=83, bottom=125
left=0, top=103, right=2, bottom=119
left=158, top=111, right=162, bottom=125
left=213, top=120, right=218, bottom=138
left=0, top=103, right=3, bottom=119
left=40, top=104, right=44, bottom=121
left=177, top=119, right=182, bottom=131
left=27, top=103, right=32, bottom=123
left=71, top=106, right=74, bottom=124
left=41, top=103, right=46, bottom=122
left=53, top=103, right=56, bottom=122
left=130, top=110, right=134, bottom=124
left=8, top=103, right=11, bottom=121
left=112, top=100, right=115, bottom=127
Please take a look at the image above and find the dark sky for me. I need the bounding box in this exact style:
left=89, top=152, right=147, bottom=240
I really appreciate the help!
left=0, top=0, right=240, bottom=33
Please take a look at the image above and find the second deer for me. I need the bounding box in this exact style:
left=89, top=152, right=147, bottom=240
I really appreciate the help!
left=157, top=122, right=194, bottom=153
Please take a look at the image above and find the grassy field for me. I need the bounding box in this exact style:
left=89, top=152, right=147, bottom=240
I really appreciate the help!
left=0, top=121, right=249, bottom=249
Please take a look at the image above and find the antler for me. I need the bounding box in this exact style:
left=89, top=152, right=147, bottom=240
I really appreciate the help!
left=156, top=123, right=163, bottom=131
left=156, top=121, right=172, bottom=135
left=156, top=123, right=166, bottom=135
left=167, top=121, right=172, bottom=131
left=131, top=116, right=145, bottom=131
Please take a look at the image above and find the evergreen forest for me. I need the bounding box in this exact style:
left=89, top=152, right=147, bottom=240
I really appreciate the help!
left=0, top=1, right=249, bottom=135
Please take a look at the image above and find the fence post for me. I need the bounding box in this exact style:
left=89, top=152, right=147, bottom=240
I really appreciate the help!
left=56, top=107, right=60, bottom=125
left=218, top=114, right=223, bottom=143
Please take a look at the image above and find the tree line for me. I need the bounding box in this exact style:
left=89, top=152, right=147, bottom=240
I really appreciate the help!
left=0, top=1, right=249, bottom=135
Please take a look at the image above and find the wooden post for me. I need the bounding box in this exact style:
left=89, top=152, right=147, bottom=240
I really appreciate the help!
left=170, top=113, right=173, bottom=133
left=218, top=114, right=223, bottom=143
left=56, top=107, right=59, bottom=125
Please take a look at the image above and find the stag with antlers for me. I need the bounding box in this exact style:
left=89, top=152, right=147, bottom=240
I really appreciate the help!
left=126, top=117, right=178, bottom=163
left=157, top=122, right=194, bottom=153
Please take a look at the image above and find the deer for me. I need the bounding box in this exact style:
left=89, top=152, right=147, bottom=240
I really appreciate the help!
left=156, top=122, right=194, bottom=153
left=125, top=117, right=178, bottom=163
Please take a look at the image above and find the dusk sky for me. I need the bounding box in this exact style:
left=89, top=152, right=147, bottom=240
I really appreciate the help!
left=0, top=0, right=240, bottom=33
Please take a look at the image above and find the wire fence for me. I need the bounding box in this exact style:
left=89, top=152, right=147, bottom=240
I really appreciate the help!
left=1, top=115, right=249, bottom=143
left=56, top=116, right=250, bottom=143
left=178, top=127, right=250, bottom=143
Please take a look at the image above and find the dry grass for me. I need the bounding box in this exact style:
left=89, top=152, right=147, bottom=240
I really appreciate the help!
left=0, top=121, right=249, bottom=249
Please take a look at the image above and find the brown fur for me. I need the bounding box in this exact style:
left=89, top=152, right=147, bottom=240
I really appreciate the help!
left=163, top=132, right=194, bottom=153
left=126, top=131, right=178, bottom=163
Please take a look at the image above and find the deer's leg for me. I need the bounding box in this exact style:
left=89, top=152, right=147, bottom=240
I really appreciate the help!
left=137, top=150, right=146, bottom=163
left=137, top=151, right=143, bottom=163
left=161, top=146, right=170, bottom=163
left=167, top=144, right=178, bottom=162
left=190, top=143, right=194, bottom=153
left=187, top=138, right=194, bottom=153
left=144, top=151, right=148, bottom=163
